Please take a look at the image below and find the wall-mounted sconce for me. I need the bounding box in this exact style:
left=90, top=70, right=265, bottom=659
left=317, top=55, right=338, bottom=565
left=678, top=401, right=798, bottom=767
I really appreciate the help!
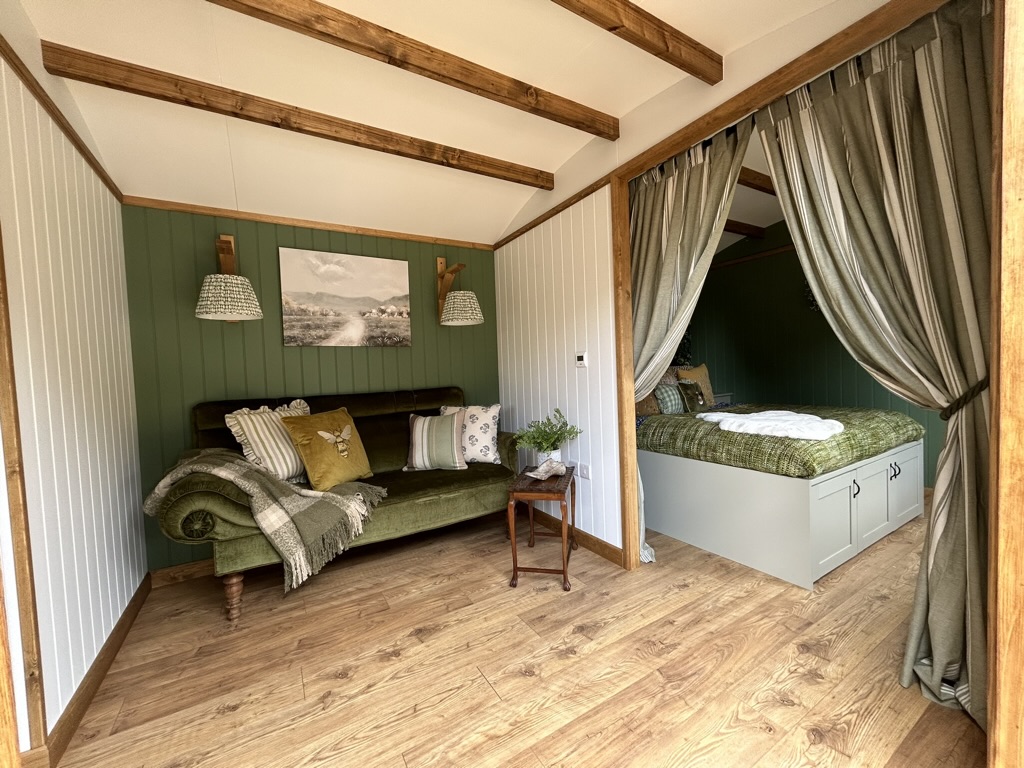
left=437, top=257, right=484, bottom=326
left=195, top=234, right=263, bottom=322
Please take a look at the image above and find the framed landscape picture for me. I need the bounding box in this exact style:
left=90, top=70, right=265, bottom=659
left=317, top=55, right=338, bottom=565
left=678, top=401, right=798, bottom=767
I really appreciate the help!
left=279, top=248, right=411, bottom=347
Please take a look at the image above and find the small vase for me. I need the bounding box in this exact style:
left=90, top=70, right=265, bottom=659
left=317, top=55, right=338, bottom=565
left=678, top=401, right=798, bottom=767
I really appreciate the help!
left=538, top=448, right=562, bottom=464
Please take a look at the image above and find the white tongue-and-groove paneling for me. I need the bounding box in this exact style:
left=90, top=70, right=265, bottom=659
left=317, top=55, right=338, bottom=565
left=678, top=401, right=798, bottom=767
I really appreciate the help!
left=496, top=185, right=621, bottom=548
left=0, top=57, right=146, bottom=734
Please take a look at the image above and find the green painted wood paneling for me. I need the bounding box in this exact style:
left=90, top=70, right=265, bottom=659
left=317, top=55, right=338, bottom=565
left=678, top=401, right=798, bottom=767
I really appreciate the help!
left=689, top=222, right=945, bottom=486
left=123, top=206, right=499, bottom=570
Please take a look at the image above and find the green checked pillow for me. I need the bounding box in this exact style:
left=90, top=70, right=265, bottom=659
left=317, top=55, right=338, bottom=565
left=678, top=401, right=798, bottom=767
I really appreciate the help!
left=653, top=383, right=685, bottom=415
left=404, top=411, right=467, bottom=471
left=224, top=399, right=310, bottom=482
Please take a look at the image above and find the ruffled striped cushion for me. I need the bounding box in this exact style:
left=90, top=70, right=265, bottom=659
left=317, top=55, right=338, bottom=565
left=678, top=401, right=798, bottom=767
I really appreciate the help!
left=225, top=400, right=310, bottom=481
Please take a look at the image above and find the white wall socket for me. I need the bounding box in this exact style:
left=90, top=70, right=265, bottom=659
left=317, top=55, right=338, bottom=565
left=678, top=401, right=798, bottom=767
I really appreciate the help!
left=579, top=463, right=591, bottom=479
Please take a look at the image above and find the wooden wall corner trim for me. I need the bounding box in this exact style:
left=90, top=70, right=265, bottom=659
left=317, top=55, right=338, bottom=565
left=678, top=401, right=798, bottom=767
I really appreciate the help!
left=151, top=559, right=215, bottom=589
left=0, top=33, right=121, bottom=202
left=531, top=510, right=623, bottom=567
left=122, top=196, right=495, bottom=252
left=990, top=0, right=1021, bottom=765
left=0, top=220, right=46, bottom=747
left=611, top=176, right=640, bottom=570
left=45, top=574, right=151, bottom=768
left=19, top=745, right=48, bottom=768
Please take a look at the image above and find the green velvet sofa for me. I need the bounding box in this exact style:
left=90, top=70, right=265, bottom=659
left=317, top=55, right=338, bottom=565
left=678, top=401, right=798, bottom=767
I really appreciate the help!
left=153, top=387, right=517, bottom=619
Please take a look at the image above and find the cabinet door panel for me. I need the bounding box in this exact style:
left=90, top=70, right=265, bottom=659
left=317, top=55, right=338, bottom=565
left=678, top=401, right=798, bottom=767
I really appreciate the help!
left=857, top=458, right=892, bottom=548
left=811, top=470, right=857, bottom=580
left=890, top=443, right=924, bottom=526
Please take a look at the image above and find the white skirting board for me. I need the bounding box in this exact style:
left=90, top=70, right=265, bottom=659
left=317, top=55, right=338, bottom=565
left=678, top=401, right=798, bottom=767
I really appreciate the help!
left=638, top=440, right=924, bottom=589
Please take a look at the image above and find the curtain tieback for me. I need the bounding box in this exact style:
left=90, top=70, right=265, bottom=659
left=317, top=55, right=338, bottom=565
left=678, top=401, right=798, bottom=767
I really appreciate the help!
left=940, top=376, right=990, bottom=421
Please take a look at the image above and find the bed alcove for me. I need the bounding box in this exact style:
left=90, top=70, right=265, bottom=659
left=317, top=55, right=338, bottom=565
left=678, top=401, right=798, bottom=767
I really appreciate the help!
left=686, top=221, right=947, bottom=487
left=633, top=208, right=935, bottom=589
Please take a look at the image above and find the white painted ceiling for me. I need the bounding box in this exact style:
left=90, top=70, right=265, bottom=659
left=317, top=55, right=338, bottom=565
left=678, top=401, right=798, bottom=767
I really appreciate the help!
left=13, top=0, right=890, bottom=245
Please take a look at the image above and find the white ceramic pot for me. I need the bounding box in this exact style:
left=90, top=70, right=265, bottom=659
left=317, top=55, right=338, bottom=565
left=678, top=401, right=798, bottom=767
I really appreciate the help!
left=538, top=448, right=562, bottom=464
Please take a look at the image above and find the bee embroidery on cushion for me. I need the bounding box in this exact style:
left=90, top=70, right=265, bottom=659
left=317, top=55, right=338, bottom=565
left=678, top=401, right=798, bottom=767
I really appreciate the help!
left=318, top=425, right=352, bottom=458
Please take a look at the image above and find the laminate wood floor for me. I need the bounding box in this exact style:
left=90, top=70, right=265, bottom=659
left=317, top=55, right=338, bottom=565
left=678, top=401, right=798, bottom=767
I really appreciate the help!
left=59, top=508, right=986, bottom=768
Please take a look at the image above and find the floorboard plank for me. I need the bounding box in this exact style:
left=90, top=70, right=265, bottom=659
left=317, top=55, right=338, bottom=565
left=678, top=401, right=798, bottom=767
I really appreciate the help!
left=55, top=510, right=985, bottom=768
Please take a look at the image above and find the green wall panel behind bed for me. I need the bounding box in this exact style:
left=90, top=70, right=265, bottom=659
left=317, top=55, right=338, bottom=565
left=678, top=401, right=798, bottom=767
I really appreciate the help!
left=688, top=221, right=945, bottom=487
left=123, top=205, right=499, bottom=570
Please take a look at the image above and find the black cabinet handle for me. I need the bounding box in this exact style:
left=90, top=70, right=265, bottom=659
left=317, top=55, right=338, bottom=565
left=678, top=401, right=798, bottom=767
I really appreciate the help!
left=853, top=479, right=860, bottom=498
left=895, top=462, right=901, bottom=478
left=889, top=462, right=895, bottom=480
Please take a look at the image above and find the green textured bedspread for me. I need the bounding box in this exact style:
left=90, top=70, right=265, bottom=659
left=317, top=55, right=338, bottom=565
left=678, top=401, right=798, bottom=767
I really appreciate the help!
left=637, top=405, right=925, bottom=478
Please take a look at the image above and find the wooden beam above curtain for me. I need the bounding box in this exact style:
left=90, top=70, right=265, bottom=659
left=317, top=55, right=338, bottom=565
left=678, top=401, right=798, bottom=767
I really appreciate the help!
left=207, top=0, right=620, bottom=141
left=40, top=42, right=555, bottom=190
left=738, top=166, right=776, bottom=195
left=548, top=0, right=723, bottom=85
left=724, top=219, right=765, bottom=238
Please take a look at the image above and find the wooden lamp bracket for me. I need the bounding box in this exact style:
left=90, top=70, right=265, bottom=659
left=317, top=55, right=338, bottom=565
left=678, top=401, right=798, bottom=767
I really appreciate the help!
left=437, top=257, right=467, bottom=321
left=216, top=234, right=237, bottom=275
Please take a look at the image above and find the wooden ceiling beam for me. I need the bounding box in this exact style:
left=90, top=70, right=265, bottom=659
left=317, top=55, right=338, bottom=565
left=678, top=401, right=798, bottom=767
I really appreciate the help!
left=207, top=0, right=619, bottom=141
left=549, top=0, right=722, bottom=85
left=41, top=41, right=554, bottom=190
left=738, top=166, right=775, bottom=196
left=724, top=219, right=765, bottom=239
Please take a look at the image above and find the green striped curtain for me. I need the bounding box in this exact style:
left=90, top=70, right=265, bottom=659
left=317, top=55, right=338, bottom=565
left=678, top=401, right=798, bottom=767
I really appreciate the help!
left=756, top=0, right=993, bottom=727
left=629, top=119, right=751, bottom=563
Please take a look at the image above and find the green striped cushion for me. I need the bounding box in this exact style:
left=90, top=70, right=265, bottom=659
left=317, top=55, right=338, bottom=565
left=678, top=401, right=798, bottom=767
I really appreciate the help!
left=224, top=399, right=310, bottom=481
left=653, top=383, right=685, bottom=414
left=404, top=412, right=467, bottom=471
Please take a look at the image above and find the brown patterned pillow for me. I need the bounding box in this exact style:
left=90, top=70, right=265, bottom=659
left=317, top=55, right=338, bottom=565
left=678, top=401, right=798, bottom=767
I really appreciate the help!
left=635, top=392, right=661, bottom=417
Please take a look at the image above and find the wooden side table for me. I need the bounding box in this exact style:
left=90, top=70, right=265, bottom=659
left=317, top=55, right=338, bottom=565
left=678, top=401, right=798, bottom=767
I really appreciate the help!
left=506, top=466, right=578, bottom=591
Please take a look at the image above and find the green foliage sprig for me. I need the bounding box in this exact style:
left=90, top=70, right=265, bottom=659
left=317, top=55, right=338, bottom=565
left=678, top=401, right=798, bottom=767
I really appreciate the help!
left=513, top=408, right=583, bottom=452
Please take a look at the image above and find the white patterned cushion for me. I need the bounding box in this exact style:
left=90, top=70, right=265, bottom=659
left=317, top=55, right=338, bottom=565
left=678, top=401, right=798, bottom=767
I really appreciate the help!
left=439, top=404, right=502, bottom=464
left=224, top=399, right=310, bottom=481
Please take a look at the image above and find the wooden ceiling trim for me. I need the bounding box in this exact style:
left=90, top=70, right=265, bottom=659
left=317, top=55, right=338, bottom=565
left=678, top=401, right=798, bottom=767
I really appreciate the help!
left=548, top=0, right=722, bottom=85
left=0, top=33, right=121, bottom=202
left=616, top=0, right=947, bottom=182
left=724, top=219, right=765, bottom=238
left=122, top=196, right=495, bottom=251
left=41, top=42, right=554, bottom=190
left=496, top=0, right=948, bottom=248
left=738, top=166, right=775, bottom=195
left=207, top=0, right=620, bottom=141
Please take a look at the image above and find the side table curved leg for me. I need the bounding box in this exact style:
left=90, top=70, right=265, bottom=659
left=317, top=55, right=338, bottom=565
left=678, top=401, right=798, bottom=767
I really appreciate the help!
left=570, top=476, right=579, bottom=551
left=507, top=498, right=518, bottom=588
left=561, top=499, right=571, bottom=591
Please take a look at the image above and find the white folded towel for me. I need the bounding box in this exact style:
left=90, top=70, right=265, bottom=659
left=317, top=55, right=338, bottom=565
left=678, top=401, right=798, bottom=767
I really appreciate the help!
left=697, top=410, right=844, bottom=440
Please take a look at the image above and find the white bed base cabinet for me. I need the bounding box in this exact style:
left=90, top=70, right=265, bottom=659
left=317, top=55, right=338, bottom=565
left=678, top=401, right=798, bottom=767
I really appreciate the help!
left=638, top=440, right=924, bottom=589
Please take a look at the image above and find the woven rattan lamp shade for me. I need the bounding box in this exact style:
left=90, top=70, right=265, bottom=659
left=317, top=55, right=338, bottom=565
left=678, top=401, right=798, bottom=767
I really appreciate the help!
left=195, top=274, right=263, bottom=320
left=440, top=290, right=484, bottom=326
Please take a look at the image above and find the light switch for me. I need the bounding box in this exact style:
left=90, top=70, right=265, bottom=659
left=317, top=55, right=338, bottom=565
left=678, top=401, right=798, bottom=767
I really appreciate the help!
left=575, top=351, right=587, bottom=368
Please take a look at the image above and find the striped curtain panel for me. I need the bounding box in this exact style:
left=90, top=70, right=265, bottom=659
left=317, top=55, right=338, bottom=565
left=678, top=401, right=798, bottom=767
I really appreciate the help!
left=629, top=118, right=751, bottom=562
left=630, top=118, right=751, bottom=401
left=756, top=0, right=992, bottom=727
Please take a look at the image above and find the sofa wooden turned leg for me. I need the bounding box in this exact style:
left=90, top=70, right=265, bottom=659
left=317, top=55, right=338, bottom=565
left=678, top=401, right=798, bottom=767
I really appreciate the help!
left=223, top=573, right=244, bottom=621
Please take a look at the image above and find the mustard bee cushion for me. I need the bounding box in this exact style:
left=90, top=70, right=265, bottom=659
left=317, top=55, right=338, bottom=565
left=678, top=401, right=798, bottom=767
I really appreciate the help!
left=281, top=407, right=373, bottom=491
